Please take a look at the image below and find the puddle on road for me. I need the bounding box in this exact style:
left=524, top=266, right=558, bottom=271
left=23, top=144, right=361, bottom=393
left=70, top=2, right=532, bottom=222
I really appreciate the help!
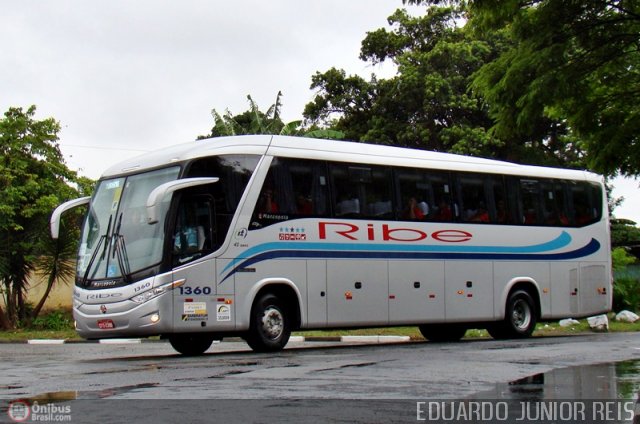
left=461, top=360, right=640, bottom=423
left=9, top=383, right=159, bottom=403
left=9, top=359, right=640, bottom=416
left=481, top=359, right=640, bottom=400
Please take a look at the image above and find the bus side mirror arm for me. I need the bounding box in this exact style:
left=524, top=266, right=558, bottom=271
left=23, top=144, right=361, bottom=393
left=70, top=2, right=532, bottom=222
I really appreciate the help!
left=50, top=196, right=91, bottom=240
left=146, top=177, right=219, bottom=224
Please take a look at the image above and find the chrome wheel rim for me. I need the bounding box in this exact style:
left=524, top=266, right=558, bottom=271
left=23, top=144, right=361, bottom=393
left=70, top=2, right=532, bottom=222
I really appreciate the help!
left=512, top=299, right=532, bottom=330
left=261, top=307, right=284, bottom=340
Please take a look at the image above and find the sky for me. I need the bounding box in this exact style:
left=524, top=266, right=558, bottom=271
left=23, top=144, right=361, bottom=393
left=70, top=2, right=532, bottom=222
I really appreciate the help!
left=2, top=0, right=639, bottom=223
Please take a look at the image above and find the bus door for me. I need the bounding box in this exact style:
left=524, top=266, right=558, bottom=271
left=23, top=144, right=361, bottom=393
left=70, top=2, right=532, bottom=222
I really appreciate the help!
left=170, top=194, right=233, bottom=331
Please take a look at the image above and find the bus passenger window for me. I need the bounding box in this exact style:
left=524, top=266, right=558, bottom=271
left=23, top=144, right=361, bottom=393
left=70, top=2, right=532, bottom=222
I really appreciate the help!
left=396, top=168, right=429, bottom=221
left=519, top=179, right=541, bottom=225
left=457, top=174, right=490, bottom=223
left=541, top=181, right=569, bottom=226
left=428, top=173, right=453, bottom=222
left=570, top=181, right=601, bottom=226
left=250, top=157, right=329, bottom=228
left=330, top=163, right=393, bottom=220
left=492, top=177, right=512, bottom=224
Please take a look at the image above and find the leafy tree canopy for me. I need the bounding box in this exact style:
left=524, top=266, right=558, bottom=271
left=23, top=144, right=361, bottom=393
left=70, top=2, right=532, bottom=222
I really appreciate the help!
left=304, top=5, right=585, bottom=168
left=199, top=92, right=344, bottom=140
left=0, top=105, right=91, bottom=327
left=405, top=0, right=640, bottom=176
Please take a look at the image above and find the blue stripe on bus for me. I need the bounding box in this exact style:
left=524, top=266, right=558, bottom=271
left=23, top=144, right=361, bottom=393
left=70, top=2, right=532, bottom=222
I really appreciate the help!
left=222, top=231, right=572, bottom=274
left=219, top=232, right=600, bottom=283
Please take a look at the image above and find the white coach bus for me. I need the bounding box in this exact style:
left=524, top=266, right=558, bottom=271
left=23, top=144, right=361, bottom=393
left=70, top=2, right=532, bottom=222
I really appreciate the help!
left=51, top=135, right=611, bottom=355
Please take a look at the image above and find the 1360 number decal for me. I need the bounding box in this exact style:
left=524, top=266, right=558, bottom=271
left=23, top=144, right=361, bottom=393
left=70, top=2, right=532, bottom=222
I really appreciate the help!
left=178, top=286, right=212, bottom=295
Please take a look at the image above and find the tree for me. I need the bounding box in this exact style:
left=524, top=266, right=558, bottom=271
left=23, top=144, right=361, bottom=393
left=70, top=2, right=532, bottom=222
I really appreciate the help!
left=199, top=92, right=344, bottom=140
left=304, top=5, right=584, bottom=167
left=406, top=0, right=640, bottom=176
left=0, top=106, right=88, bottom=328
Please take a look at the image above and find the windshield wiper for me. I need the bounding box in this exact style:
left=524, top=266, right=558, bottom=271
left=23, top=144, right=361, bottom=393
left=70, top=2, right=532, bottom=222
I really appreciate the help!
left=112, top=213, right=132, bottom=283
left=81, top=214, right=112, bottom=287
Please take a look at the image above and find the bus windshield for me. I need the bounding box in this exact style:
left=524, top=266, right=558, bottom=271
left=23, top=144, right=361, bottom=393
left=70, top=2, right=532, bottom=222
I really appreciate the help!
left=77, top=166, right=180, bottom=283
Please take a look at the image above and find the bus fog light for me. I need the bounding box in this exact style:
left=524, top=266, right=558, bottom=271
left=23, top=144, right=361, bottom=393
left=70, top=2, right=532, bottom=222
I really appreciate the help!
left=150, top=314, right=160, bottom=323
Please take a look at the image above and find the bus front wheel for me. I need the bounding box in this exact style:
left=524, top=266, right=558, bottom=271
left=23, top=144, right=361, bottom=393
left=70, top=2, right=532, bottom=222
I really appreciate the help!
left=245, top=293, right=291, bottom=353
left=169, top=334, right=214, bottom=356
left=419, top=324, right=467, bottom=342
left=487, top=289, right=537, bottom=340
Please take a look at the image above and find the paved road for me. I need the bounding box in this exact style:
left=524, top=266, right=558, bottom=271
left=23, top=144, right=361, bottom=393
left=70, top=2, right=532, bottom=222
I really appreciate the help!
left=2, top=333, right=640, bottom=423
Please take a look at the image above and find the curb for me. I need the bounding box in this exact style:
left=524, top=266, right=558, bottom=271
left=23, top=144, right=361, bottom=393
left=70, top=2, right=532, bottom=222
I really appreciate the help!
left=13, top=335, right=411, bottom=345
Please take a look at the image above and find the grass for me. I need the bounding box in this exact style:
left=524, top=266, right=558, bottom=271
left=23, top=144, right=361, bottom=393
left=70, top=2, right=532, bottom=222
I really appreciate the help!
left=0, top=328, right=80, bottom=341
left=3, top=310, right=640, bottom=342
left=295, top=318, right=640, bottom=340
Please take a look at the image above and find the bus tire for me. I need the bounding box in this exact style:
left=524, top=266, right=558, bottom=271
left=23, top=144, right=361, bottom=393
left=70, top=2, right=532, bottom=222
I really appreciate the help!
left=245, top=293, right=291, bottom=353
left=169, top=334, right=214, bottom=356
left=418, top=324, right=467, bottom=342
left=488, top=289, right=537, bottom=339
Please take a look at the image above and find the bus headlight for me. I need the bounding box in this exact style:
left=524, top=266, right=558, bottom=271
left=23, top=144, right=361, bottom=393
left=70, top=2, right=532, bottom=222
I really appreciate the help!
left=130, top=279, right=186, bottom=304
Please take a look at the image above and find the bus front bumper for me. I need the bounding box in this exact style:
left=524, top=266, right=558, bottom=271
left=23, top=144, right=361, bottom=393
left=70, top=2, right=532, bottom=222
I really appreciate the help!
left=73, top=292, right=173, bottom=339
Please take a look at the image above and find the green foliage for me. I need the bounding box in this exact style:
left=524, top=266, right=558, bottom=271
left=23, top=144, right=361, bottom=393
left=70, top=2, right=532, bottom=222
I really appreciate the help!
left=613, top=277, right=640, bottom=313
left=612, top=245, right=640, bottom=313
left=30, top=309, right=73, bottom=331
left=611, top=219, right=640, bottom=249
left=461, top=0, right=639, bottom=176
left=612, top=247, right=637, bottom=272
left=200, top=92, right=345, bottom=140
left=304, top=4, right=583, bottom=168
left=405, top=0, right=640, bottom=176
left=0, top=106, right=87, bottom=328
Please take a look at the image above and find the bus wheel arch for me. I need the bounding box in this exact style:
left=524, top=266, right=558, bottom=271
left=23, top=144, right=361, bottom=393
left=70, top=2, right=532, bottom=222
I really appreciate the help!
left=245, top=283, right=301, bottom=352
left=488, top=281, right=540, bottom=340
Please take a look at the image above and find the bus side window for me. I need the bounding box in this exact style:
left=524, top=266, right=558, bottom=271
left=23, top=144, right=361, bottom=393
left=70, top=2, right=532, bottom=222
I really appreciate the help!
left=330, top=163, right=393, bottom=219
left=570, top=181, right=601, bottom=226
left=541, top=180, right=569, bottom=226
left=429, top=172, right=454, bottom=222
left=457, top=174, right=490, bottom=223
left=492, top=176, right=512, bottom=224
left=289, top=159, right=329, bottom=217
left=519, top=179, right=541, bottom=225
left=251, top=158, right=330, bottom=228
left=396, top=167, right=429, bottom=221
left=173, top=195, right=214, bottom=266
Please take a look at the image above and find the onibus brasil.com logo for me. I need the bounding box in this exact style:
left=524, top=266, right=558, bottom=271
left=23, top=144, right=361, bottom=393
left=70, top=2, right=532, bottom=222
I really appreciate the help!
left=7, top=400, right=71, bottom=422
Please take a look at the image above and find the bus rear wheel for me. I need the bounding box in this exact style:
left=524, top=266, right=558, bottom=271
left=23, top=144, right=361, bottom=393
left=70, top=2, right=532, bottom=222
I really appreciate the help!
left=245, top=293, right=291, bottom=353
left=488, top=289, right=537, bottom=340
left=418, top=324, right=467, bottom=342
left=169, top=334, right=214, bottom=356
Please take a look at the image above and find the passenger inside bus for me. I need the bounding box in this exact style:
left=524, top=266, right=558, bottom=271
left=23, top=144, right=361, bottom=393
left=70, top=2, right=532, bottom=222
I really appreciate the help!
left=470, top=203, right=489, bottom=222
left=433, top=198, right=453, bottom=221
left=259, top=188, right=279, bottom=213
left=296, top=194, right=313, bottom=215
left=404, top=196, right=427, bottom=220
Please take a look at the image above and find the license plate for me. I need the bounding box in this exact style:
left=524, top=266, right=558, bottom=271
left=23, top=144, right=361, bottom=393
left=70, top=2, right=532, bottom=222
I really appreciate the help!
left=97, top=319, right=115, bottom=329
